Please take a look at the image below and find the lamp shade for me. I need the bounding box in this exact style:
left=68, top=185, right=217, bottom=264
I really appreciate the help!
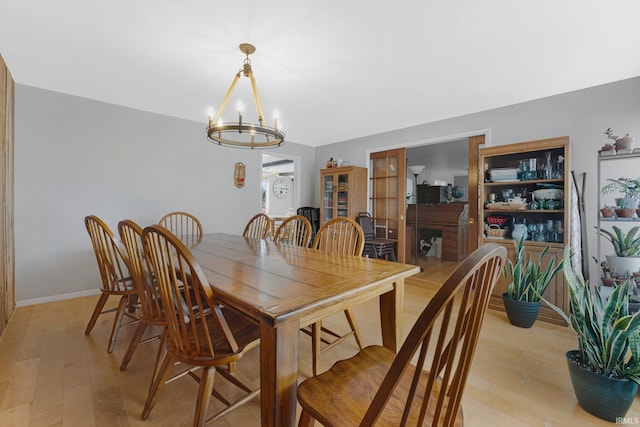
left=408, top=165, right=426, bottom=176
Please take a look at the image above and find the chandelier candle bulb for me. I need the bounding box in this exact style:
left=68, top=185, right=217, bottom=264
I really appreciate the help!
left=237, top=101, right=243, bottom=132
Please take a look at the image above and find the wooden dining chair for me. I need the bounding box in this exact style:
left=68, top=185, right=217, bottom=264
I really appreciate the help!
left=117, top=219, right=166, bottom=372
left=297, top=243, right=506, bottom=427
left=273, top=214, right=312, bottom=247
left=312, top=216, right=365, bottom=256
left=158, top=211, right=203, bottom=247
left=305, top=216, right=365, bottom=375
left=242, top=212, right=273, bottom=239
left=357, top=212, right=397, bottom=261
left=141, top=224, right=261, bottom=426
left=84, top=215, right=139, bottom=353
left=297, top=206, right=320, bottom=244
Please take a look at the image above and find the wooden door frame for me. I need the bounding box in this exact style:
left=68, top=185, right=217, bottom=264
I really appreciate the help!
left=366, top=130, right=488, bottom=264
left=0, top=54, right=15, bottom=335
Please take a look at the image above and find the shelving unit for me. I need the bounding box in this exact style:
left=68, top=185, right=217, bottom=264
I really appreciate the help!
left=480, top=136, right=570, bottom=325
left=320, top=166, right=367, bottom=225
left=596, top=151, right=640, bottom=284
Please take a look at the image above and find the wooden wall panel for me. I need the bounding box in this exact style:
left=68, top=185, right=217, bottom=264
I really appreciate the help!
left=0, top=53, right=15, bottom=335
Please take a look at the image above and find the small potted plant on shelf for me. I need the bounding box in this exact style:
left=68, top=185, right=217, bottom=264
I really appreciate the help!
left=601, top=176, right=640, bottom=215
left=600, top=141, right=615, bottom=155
left=596, top=225, right=640, bottom=277
left=600, top=205, right=616, bottom=218
left=604, top=127, right=635, bottom=152
left=501, top=236, right=564, bottom=328
left=543, top=247, right=640, bottom=422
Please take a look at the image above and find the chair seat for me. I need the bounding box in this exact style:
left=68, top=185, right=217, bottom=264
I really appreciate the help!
left=297, top=345, right=463, bottom=427
left=166, top=306, right=261, bottom=367
left=363, top=239, right=397, bottom=261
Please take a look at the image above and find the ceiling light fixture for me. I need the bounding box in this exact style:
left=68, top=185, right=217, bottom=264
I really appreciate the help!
left=206, top=43, right=284, bottom=149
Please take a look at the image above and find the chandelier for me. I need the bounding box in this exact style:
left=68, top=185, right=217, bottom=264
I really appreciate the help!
left=206, top=43, right=285, bottom=149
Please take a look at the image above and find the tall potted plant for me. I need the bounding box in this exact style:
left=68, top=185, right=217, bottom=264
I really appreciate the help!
left=502, top=236, right=564, bottom=328
left=544, top=247, right=640, bottom=422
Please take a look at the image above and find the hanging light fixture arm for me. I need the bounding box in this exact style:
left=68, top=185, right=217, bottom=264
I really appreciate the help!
left=210, top=71, right=242, bottom=126
left=249, top=73, right=266, bottom=127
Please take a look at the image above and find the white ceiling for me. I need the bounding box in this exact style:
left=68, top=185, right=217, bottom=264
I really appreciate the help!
left=1, top=1, right=639, bottom=147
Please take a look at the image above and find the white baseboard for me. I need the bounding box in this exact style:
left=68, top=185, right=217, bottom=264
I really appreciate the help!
left=16, top=288, right=100, bottom=307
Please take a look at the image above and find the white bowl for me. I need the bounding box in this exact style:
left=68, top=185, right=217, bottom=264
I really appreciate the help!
left=532, top=189, right=564, bottom=200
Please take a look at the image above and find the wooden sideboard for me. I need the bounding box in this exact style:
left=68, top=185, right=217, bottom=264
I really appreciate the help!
left=405, top=203, right=469, bottom=262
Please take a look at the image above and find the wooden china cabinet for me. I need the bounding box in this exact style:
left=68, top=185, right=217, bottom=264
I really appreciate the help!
left=320, top=166, right=367, bottom=225
left=480, top=136, right=570, bottom=325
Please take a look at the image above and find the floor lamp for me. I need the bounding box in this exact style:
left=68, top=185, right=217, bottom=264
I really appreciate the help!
left=408, top=165, right=426, bottom=270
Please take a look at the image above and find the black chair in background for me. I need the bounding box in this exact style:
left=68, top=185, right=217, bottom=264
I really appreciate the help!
left=357, top=212, right=397, bottom=261
left=297, top=207, right=320, bottom=246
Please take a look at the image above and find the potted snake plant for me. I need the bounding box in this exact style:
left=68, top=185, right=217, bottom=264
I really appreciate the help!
left=597, top=225, right=640, bottom=277
left=501, top=236, right=564, bottom=328
left=543, top=247, right=640, bottom=422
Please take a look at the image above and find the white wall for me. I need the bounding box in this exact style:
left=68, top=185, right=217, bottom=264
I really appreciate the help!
left=14, top=85, right=316, bottom=303
left=315, top=76, right=640, bottom=282
left=13, top=77, right=640, bottom=302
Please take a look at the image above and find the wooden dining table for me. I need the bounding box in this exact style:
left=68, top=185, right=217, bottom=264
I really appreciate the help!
left=190, top=233, right=420, bottom=427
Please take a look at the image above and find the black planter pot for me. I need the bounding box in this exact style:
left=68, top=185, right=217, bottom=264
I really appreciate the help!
left=566, top=350, right=638, bottom=422
left=502, top=293, right=541, bottom=328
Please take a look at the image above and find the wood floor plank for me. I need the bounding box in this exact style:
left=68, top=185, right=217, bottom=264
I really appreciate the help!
left=0, top=401, right=31, bottom=427
left=62, top=383, right=96, bottom=427
left=29, top=405, right=63, bottom=427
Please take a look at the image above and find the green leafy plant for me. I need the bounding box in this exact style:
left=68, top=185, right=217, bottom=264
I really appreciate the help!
left=597, top=225, right=640, bottom=257
left=601, top=177, right=640, bottom=200
left=503, top=236, right=564, bottom=302
left=543, top=247, right=640, bottom=384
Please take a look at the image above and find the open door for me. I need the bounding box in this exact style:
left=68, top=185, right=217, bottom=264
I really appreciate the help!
left=369, top=148, right=407, bottom=262
left=467, top=135, right=484, bottom=253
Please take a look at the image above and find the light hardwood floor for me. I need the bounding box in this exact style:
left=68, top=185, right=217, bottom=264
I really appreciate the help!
left=1, top=258, right=638, bottom=426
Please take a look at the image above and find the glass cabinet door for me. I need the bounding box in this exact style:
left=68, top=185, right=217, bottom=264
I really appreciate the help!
left=323, top=174, right=335, bottom=222
left=336, top=173, right=349, bottom=217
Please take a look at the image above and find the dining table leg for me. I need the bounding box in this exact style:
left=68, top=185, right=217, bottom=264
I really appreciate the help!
left=260, top=320, right=299, bottom=427
left=379, top=278, right=405, bottom=352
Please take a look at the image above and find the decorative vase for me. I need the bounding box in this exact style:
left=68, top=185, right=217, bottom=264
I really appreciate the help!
left=566, top=350, right=638, bottom=422
left=511, top=224, right=528, bottom=241
left=502, top=293, right=541, bottom=328
left=615, top=137, right=634, bottom=151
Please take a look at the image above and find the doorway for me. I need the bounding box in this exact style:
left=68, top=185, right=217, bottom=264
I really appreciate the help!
left=368, top=132, right=485, bottom=272
left=261, top=153, right=298, bottom=221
